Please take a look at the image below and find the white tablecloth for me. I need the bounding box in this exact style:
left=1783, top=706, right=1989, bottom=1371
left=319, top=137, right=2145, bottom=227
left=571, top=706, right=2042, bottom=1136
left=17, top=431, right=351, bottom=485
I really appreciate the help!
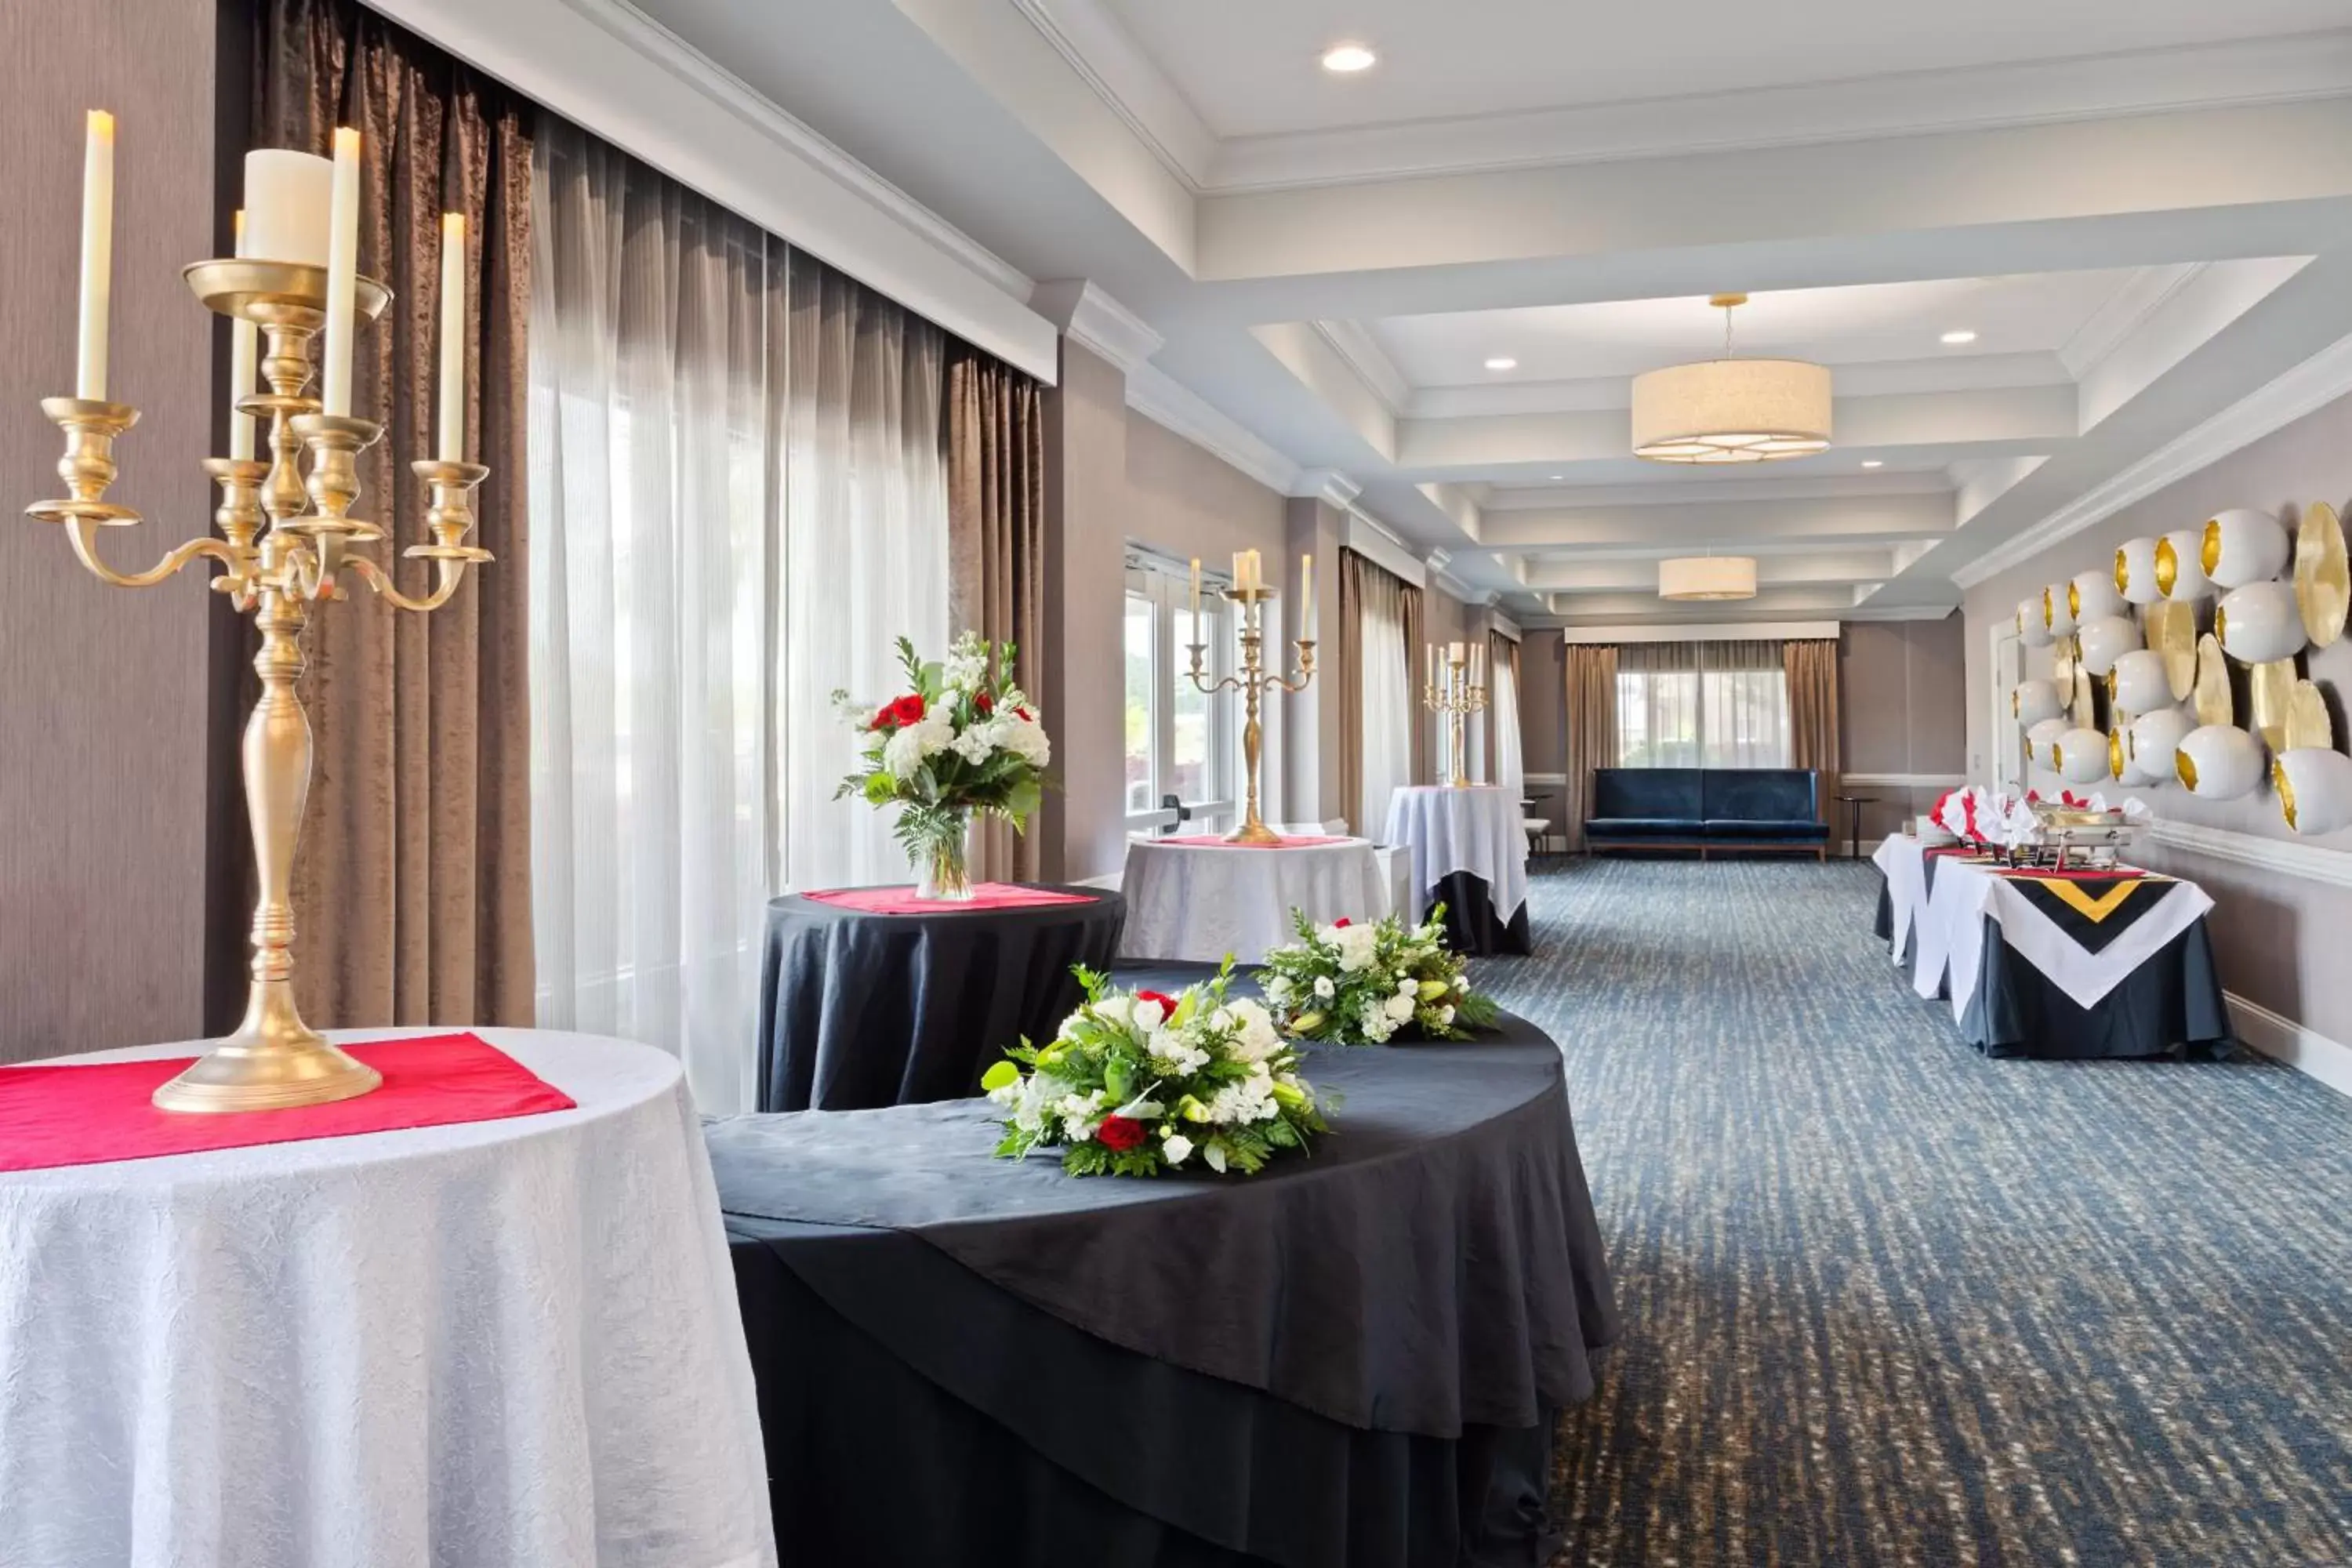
left=1119, top=837, right=1389, bottom=963
left=1382, top=784, right=1530, bottom=924
left=1875, top=839, right=2215, bottom=1022
left=0, top=1027, right=776, bottom=1568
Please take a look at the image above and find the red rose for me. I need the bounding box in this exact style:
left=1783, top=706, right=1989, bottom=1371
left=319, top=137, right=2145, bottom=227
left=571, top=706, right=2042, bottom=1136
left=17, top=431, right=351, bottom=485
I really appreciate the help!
left=1012, top=705, right=1033, bottom=721
left=1134, top=990, right=1179, bottom=1020
left=870, top=705, right=897, bottom=732
left=1332, top=917, right=1352, bottom=928
left=975, top=692, right=995, bottom=717
left=891, top=693, right=927, bottom=727
left=1097, top=1116, right=1146, bottom=1152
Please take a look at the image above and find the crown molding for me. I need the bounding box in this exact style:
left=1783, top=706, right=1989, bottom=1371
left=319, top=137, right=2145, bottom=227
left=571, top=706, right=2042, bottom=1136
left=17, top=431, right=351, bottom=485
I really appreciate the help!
left=1291, top=468, right=1363, bottom=508
left=1559, top=620, right=1844, bottom=643
left=1006, top=0, right=1215, bottom=191
left=1124, top=361, right=1302, bottom=496
left=1308, top=321, right=1411, bottom=415
left=1953, top=328, right=2352, bottom=588
left=1342, top=514, right=1428, bottom=590
left=1206, top=31, right=2352, bottom=191
left=2056, top=263, right=2205, bottom=380
left=1030, top=279, right=1164, bottom=376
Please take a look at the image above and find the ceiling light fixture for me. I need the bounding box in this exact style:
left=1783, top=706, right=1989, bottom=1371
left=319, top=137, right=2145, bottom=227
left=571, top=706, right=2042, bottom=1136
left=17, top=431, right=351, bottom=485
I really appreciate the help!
left=1483, top=356, right=1518, bottom=372
left=1940, top=329, right=1978, bottom=345
left=1659, top=556, right=1759, bottom=601
left=1320, top=43, right=1377, bottom=73
left=1631, top=293, right=1831, bottom=464
left=1861, top=459, right=1884, bottom=469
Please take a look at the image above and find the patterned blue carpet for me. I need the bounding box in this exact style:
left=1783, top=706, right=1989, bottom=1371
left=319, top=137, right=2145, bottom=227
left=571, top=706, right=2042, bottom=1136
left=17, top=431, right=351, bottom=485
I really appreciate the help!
left=1479, top=856, right=2352, bottom=1567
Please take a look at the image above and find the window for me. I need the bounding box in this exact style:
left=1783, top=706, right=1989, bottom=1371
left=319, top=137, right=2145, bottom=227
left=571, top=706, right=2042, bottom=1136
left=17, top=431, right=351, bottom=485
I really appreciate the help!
left=1616, top=641, right=1791, bottom=768
left=1124, top=557, right=1261, bottom=833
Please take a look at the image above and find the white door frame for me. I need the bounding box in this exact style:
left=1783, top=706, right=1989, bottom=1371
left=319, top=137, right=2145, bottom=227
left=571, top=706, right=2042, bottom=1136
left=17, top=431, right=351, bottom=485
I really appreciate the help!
left=1986, top=618, right=2026, bottom=795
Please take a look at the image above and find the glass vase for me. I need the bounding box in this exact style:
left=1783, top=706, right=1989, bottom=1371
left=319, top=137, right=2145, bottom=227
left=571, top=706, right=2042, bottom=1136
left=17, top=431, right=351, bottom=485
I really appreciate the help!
left=913, top=810, right=975, bottom=902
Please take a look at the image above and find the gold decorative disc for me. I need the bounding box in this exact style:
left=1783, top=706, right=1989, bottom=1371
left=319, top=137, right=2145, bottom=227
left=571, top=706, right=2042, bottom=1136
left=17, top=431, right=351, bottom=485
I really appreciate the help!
left=2192, top=633, right=2234, bottom=728
left=2295, top=500, right=2348, bottom=648
left=2146, top=600, right=2198, bottom=701
left=2249, top=657, right=2297, bottom=752
left=2053, top=633, right=2078, bottom=693
left=2286, top=678, right=2335, bottom=752
left=2072, top=666, right=2097, bottom=724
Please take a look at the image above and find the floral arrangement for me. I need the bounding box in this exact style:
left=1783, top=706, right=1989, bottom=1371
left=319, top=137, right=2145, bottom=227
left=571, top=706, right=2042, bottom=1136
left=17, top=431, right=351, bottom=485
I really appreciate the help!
left=1258, top=909, right=1498, bottom=1044
left=835, top=631, right=1050, bottom=897
left=982, top=964, right=1329, bottom=1177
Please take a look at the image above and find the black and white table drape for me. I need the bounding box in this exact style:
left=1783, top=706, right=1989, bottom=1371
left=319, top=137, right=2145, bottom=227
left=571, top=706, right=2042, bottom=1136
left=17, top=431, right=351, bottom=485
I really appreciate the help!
left=1383, top=785, right=1532, bottom=955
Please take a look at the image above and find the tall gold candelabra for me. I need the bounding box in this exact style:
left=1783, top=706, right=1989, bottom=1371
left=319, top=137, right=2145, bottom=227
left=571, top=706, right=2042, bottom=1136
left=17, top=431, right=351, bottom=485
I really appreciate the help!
left=24, top=257, right=492, bottom=1112
left=1425, top=644, right=1489, bottom=789
left=1187, top=585, right=1315, bottom=845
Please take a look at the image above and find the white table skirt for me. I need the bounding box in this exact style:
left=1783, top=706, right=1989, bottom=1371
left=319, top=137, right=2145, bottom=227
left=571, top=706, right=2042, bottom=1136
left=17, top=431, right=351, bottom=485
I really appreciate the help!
left=1119, top=837, right=1389, bottom=964
left=1877, top=843, right=2216, bottom=1020
left=1383, top=785, right=1530, bottom=923
left=0, top=1027, right=776, bottom=1568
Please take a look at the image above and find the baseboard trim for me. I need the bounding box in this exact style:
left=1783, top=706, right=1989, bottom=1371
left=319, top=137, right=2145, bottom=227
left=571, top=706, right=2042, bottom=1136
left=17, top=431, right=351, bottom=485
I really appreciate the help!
left=2225, top=991, right=2352, bottom=1101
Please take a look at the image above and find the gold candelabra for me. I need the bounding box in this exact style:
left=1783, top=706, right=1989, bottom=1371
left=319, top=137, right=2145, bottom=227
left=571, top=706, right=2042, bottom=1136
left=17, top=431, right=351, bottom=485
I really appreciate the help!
left=1425, top=644, right=1489, bottom=789
left=24, top=256, right=492, bottom=1112
left=1187, top=585, right=1315, bottom=846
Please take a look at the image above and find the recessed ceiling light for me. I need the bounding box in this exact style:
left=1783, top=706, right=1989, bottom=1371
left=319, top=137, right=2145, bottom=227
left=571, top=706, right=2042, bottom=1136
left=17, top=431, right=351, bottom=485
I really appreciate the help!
left=1484, top=356, right=1518, bottom=372
left=1940, top=329, right=1978, bottom=345
left=1320, top=43, right=1377, bottom=73
left=1861, top=459, right=1884, bottom=468
left=1549, top=474, right=1565, bottom=481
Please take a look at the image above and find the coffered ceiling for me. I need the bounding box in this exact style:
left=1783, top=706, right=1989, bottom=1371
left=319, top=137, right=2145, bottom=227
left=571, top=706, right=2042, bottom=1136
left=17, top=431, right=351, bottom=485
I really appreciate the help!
left=616, top=0, right=2352, bottom=626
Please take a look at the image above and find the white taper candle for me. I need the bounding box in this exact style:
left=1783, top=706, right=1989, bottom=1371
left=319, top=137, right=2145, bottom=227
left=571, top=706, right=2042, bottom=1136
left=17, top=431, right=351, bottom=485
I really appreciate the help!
left=1299, top=554, right=1314, bottom=641
left=321, top=127, right=361, bottom=416
left=228, top=210, right=258, bottom=460
left=77, top=111, right=115, bottom=401
left=436, top=212, right=466, bottom=463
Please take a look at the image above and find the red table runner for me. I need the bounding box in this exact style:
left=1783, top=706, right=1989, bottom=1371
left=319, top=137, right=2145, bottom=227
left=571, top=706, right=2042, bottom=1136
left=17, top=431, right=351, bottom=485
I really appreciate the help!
left=801, top=883, right=1096, bottom=915
left=0, top=1033, right=576, bottom=1174
left=1156, top=834, right=1346, bottom=849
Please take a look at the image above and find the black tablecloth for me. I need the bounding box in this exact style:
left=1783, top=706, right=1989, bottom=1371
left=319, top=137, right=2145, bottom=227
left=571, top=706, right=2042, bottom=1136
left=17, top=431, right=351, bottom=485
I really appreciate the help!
left=757, top=887, right=1125, bottom=1111
left=1428, top=869, right=1534, bottom=956
left=711, top=992, right=1618, bottom=1567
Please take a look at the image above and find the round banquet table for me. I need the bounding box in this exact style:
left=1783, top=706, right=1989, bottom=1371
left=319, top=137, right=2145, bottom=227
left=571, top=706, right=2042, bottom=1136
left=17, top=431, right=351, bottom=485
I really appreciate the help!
left=1119, top=835, right=1388, bottom=964
left=1384, top=785, right=1533, bottom=956
left=0, top=1027, right=775, bottom=1568
left=757, top=885, right=1126, bottom=1111
left=708, top=968, right=1620, bottom=1568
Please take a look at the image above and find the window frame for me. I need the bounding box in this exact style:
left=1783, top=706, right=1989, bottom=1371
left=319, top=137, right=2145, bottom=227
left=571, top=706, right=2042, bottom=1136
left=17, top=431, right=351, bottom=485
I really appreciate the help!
left=1123, top=555, right=1264, bottom=834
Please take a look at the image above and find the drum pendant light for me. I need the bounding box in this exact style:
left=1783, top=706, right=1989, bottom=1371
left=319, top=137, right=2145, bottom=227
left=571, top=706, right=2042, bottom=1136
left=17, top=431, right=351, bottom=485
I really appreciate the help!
left=1632, top=294, right=1832, bottom=464
left=1658, top=555, right=1759, bottom=601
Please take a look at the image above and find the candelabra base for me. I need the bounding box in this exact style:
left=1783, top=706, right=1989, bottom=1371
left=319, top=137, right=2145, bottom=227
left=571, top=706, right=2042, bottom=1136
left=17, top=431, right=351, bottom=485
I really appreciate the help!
left=150, top=984, right=383, bottom=1112
left=1225, top=818, right=1286, bottom=846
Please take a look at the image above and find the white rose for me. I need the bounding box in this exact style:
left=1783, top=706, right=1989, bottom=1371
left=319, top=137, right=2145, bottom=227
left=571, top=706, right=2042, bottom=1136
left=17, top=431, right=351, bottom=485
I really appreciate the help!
left=1384, top=993, right=1416, bottom=1022
left=1161, top=1133, right=1193, bottom=1166
left=1131, top=998, right=1167, bottom=1031
left=1093, top=995, right=1134, bottom=1027
left=1396, top=977, right=1417, bottom=996
left=1313, top=976, right=1335, bottom=1000
left=1454, top=975, right=1468, bottom=994
left=1437, top=1005, right=1456, bottom=1026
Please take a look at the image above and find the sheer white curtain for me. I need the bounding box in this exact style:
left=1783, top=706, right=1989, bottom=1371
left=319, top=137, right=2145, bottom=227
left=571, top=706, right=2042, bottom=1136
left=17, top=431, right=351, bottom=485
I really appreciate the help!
left=1616, top=642, right=1703, bottom=767
left=1491, top=634, right=1524, bottom=802
left=1700, top=639, right=1790, bottom=768
left=1358, top=568, right=1414, bottom=837
left=528, top=118, right=948, bottom=1112
left=1614, top=639, right=1790, bottom=768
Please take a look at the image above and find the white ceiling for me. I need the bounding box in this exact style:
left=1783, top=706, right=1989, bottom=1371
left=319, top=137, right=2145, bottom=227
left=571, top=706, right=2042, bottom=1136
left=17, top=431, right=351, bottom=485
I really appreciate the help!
left=1366, top=270, right=2151, bottom=388
left=1102, top=0, right=2352, bottom=138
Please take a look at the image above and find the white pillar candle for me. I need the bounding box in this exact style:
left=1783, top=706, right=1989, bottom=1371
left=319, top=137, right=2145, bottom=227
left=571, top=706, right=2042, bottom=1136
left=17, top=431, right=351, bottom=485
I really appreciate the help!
left=228, top=209, right=258, bottom=460
left=321, top=127, right=361, bottom=417
left=241, top=149, right=335, bottom=266
left=1298, top=554, right=1314, bottom=640
left=436, top=212, right=466, bottom=463
left=77, top=111, right=114, bottom=401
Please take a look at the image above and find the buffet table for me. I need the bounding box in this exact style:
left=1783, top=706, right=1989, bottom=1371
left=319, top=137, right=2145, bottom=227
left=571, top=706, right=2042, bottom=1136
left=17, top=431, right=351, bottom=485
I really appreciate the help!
left=757, top=884, right=1126, bottom=1111
left=708, top=976, right=1618, bottom=1568
left=0, top=1029, right=775, bottom=1568
left=1119, top=835, right=1388, bottom=964
left=1383, top=785, right=1533, bottom=956
left=1872, top=836, right=2232, bottom=1059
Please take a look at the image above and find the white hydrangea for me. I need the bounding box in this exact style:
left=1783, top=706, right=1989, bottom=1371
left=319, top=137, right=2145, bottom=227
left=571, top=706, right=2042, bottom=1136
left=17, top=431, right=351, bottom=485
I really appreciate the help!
left=949, top=726, right=999, bottom=765
left=1057, top=1087, right=1108, bottom=1142
left=1146, top=1027, right=1208, bottom=1075
left=884, top=714, right=953, bottom=780
left=1359, top=1004, right=1396, bottom=1044
left=993, top=1069, right=1068, bottom=1135
left=1222, top=997, right=1283, bottom=1064
left=944, top=644, right=989, bottom=690
left=1324, top=923, right=1380, bottom=973
left=997, top=713, right=1051, bottom=768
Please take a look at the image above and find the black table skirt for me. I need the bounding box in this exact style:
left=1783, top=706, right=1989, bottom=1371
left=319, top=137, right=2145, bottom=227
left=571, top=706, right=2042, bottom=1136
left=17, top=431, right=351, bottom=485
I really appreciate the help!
left=1874, top=874, right=2234, bottom=1061
left=1428, top=869, right=1533, bottom=956
left=756, top=887, right=1124, bottom=1110
left=714, top=981, right=1615, bottom=1567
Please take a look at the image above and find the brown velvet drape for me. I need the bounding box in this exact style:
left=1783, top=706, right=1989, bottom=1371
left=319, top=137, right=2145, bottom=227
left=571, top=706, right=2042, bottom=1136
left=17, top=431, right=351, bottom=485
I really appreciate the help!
left=227, top=0, right=534, bottom=1030
left=946, top=343, right=1046, bottom=881
left=1563, top=643, right=1618, bottom=852
left=1337, top=550, right=1365, bottom=833
left=1400, top=581, right=1427, bottom=786
left=1784, top=637, right=1842, bottom=819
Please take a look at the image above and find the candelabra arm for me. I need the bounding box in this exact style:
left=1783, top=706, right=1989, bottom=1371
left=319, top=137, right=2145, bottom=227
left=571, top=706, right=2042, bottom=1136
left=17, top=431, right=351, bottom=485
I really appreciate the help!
left=62, top=514, right=243, bottom=589
left=345, top=553, right=466, bottom=613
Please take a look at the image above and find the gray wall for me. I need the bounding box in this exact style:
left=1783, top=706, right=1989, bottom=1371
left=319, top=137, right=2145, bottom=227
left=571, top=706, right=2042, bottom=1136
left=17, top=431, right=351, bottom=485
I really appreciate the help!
left=1841, top=617, right=1969, bottom=844
left=1961, top=390, right=2352, bottom=1042
left=1, top=0, right=219, bottom=1062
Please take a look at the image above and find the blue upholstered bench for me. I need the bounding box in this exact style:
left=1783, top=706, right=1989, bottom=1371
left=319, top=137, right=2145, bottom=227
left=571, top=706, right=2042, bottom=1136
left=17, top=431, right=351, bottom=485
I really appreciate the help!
left=1586, top=768, right=1828, bottom=859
